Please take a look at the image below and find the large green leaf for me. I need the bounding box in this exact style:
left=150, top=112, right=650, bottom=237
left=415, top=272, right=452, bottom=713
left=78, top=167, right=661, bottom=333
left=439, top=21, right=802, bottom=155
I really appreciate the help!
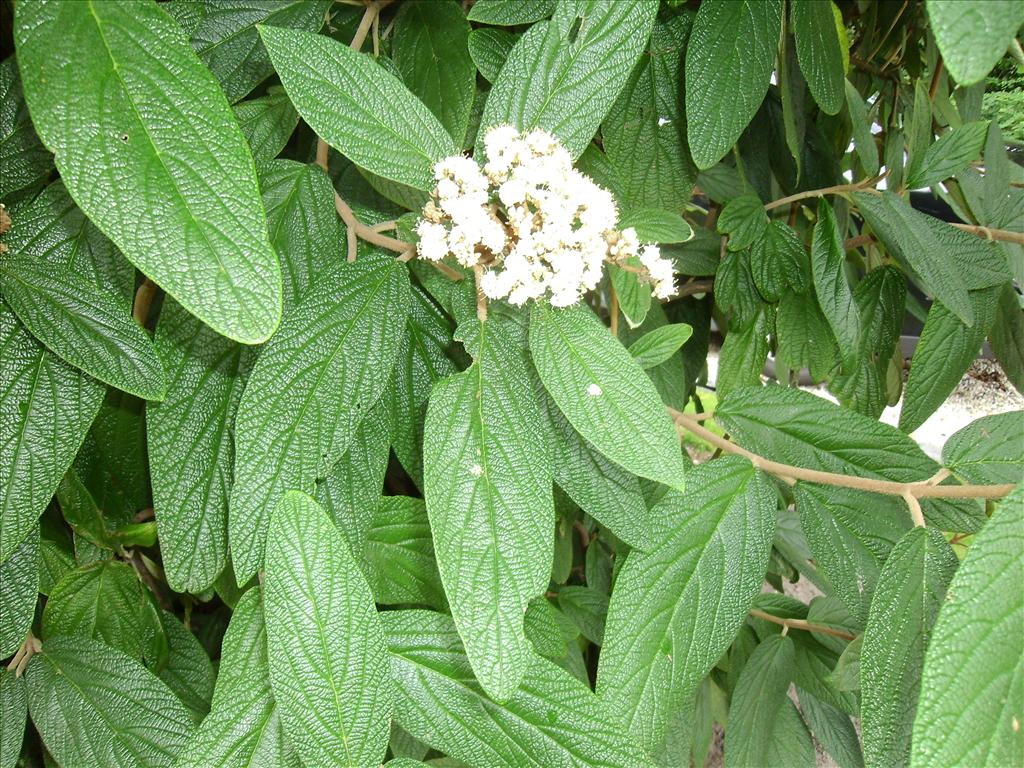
left=530, top=304, right=687, bottom=490
left=716, top=386, right=986, bottom=532
left=899, top=288, right=998, bottom=433
left=0, top=668, right=26, bottom=768
left=906, top=121, right=989, bottom=189
left=603, top=15, right=695, bottom=211
left=723, top=634, right=796, bottom=768
left=469, top=28, right=519, bottom=84
left=751, top=221, right=808, bottom=303
left=467, top=0, right=555, bottom=25
left=926, top=0, right=1024, bottom=86
left=424, top=319, right=554, bottom=701
left=0, top=305, right=104, bottom=565
left=229, top=255, right=409, bottom=582
left=845, top=80, right=880, bottom=176
left=686, top=0, right=784, bottom=169
left=176, top=588, right=300, bottom=768
left=798, top=690, right=865, bottom=768
left=479, top=0, right=659, bottom=160
left=812, top=200, right=860, bottom=369
left=259, top=25, right=456, bottom=192
left=0, top=526, right=37, bottom=658
left=776, top=289, right=840, bottom=384
left=41, top=560, right=149, bottom=662
left=233, top=86, right=299, bottom=164
left=852, top=191, right=975, bottom=327
left=157, top=612, right=214, bottom=721
left=991, top=282, right=1024, bottom=393
left=15, top=0, right=282, bottom=344
left=796, top=484, right=911, bottom=627
left=942, top=411, right=1024, bottom=485
left=597, top=457, right=776, bottom=753
left=861, top=527, right=958, bottom=768
left=0, top=56, right=52, bottom=200
left=911, top=487, right=1023, bottom=767
left=264, top=491, right=393, bottom=768
left=148, top=300, right=255, bottom=594
left=393, top=1, right=475, bottom=146
left=364, top=496, right=446, bottom=610
left=0, top=258, right=166, bottom=400
left=187, top=0, right=331, bottom=103
left=383, top=609, right=656, bottom=768
left=25, top=635, right=194, bottom=768
left=260, top=159, right=344, bottom=309
left=791, top=0, right=845, bottom=115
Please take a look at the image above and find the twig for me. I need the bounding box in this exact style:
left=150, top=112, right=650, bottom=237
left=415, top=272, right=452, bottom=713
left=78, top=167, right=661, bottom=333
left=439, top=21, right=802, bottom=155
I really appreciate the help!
left=315, top=139, right=329, bottom=172
left=130, top=549, right=171, bottom=611
left=473, top=264, right=488, bottom=322
left=667, top=407, right=1015, bottom=500
left=928, top=55, right=944, bottom=100
left=949, top=223, right=1024, bottom=246
left=132, top=278, right=157, bottom=328
left=370, top=220, right=397, bottom=233
left=676, top=278, right=714, bottom=298
left=750, top=609, right=857, bottom=641
left=764, top=173, right=887, bottom=211
left=6, top=631, right=42, bottom=677
left=904, top=491, right=926, bottom=527
left=609, top=284, right=619, bottom=337
left=333, top=192, right=413, bottom=261
left=843, top=233, right=876, bottom=250
left=350, top=1, right=378, bottom=52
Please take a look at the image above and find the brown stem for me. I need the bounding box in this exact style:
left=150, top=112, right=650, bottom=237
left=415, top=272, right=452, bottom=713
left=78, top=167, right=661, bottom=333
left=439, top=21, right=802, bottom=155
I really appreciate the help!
left=949, top=223, right=1024, bottom=246
left=843, top=233, right=876, bottom=250
left=350, top=2, right=378, bottom=52
left=764, top=173, right=887, bottom=211
left=6, top=631, right=42, bottom=677
left=132, top=278, right=157, bottom=328
left=130, top=550, right=171, bottom=611
left=928, top=56, right=945, bottom=100
left=473, top=264, right=488, bottom=322
left=676, top=278, right=714, bottom=298
left=609, top=284, right=619, bottom=338
left=750, top=609, right=857, bottom=641
left=315, top=139, right=329, bottom=172
left=333, top=192, right=413, bottom=260
left=573, top=520, right=591, bottom=550
left=668, top=407, right=1015, bottom=500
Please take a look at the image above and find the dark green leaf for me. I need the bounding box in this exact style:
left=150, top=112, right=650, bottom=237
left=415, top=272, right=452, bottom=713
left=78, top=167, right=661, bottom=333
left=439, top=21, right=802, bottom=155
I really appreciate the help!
left=716, top=249, right=763, bottom=330
left=775, top=289, right=840, bottom=383
left=364, top=496, right=446, bottom=610
left=424, top=319, right=553, bottom=701
left=468, top=28, right=519, bottom=84
left=15, top=0, right=283, bottom=343
left=718, top=195, right=769, bottom=252
left=530, top=304, right=687, bottom=490
left=26, top=635, right=194, bottom=768
left=0, top=527, right=37, bottom=659
left=627, top=323, right=693, bottom=369
left=56, top=469, right=118, bottom=551
left=991, top=283, right=1024, bottom=393
left=597, top=457, right=776, bottom=753
left=811, top=200, right=860, bottom=368
left=158, top=612, right=215, bottom=721
left=467, top=0, right=555, bottom=25
left=861, top=527, right=957, bottom=768
left=259, top=25, right=457, bottom=191
left=798, top=689, right=865, bottom=768
left=479, top=1, right=659, bottom=160
left=264, top=491, right=392, bottom=767
left=686, top=0, right=784, bottom=169
left=926, top=0, right=1024, bottom=86
left=911, top=486, right=1024, bottom=767
left=618, top=208, right=694, bottom=245
left=943, top=411, right=1024, bottom=485
left=845, top=80, right=879, bottom=176
left=233, top=86, right=299, bottom=164
left=716, top=308, right=771, bottom=397
left=751, top=220, right=808, bottom=302
left=791, top=0, right=845, bottom=115
left=907, top=121, right=989, bottom=189
left=0, top=668, right=26, bottom=768
left=0, top=56, right=52, bottom=199
left=558, top=585, right=608, bottom=645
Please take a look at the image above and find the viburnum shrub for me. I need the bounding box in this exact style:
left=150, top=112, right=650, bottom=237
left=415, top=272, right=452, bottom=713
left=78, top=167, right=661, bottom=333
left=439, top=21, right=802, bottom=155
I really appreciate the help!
left=0, top=0, right=1021, bottom=766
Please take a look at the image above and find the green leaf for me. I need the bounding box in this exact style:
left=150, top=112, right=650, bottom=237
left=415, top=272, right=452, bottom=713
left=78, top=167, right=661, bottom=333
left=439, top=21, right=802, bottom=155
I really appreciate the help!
left=791, top=0, right=845, bottom=115
left=907, top=121, right=989, bottom=189
left=723, top=634, right=796, bottom=768
left=751, top=220, right=809, bottom=302
left=233, top=86, right=299, bottom=164
left=775, top=289, right=840, bottom=383
left=767, top=698, right=817, bottom=768
left=628, top=323, right=693, bottom=369
left=364, top=496, right=446, bottom=610
left=148, top=300, right=255, bottom=594
left=899, top=287, right=998, bottom=433
left=715, top=249, right=763, bottom=331
left=718, top=195, right=769, bottom=252
left=557, top=585, right=608, bottom=645
left=845, top=80, right=880, bottom=176
left=0, top=306, right=104, bottom=565
left=609, top=263, right=652, bottom=329
left=0, top=258, right=166, bottom=400
left=0, top=527, right=37, bottom=659
left=0, top=56, right=52, bottom=200
left=798, top=689, right=865, bottom=768
left=259, top=25, right=456, bottom=191
left=41, top=560, right=149, bottom=662
left=911, top=486, right=1024, bottom=767
left=26, top=635, right=194, bottom=768
left=597, top=457, right=776, bottom=753
left=56, top=469, right=118, bottom=552
left=393, top=1, right=475, bottom=146
left=991, top=282, right=1024, bottom=393
left=187, top=0, right=331, bottom=103
left=603, top=15, right=696, bottom=211
left=926, top=0, right=1024, bottom=86
left=467, top=0, right=555, bottom=25
left=852, top=192, right=974, bottom=327
left=0, top=668, right=26, bottom=768
left=716, top=308, right=771, bottom=397
left=158, top=612, right=215, bottom=721
left=530, top=304, right=687, bottom=490
left=260, top=159, right=344, bottom=309
left=384, top=609, right=656, bottom=768
left=479, top=0, right=659, bottom=160
left=618, top=208, right=695, bottom=245
left=264, top=491, right=392, bottom=767
left=811, top=200, right=861, bottom=368
left=943, top=411, right=1024, bottom=485
left=716, top=385, right=986, bottom=532
left=861, top=527, right=957, bottom=768
left=686, top=0, right=784, bottom=169
left=424, top=319, right=553, bottom=701
left=176, top=588, right=300, bottom=768
left=229, top=255, right=409, bottom=582
left=15, top=0, right=283, bottom=344
left=383, top=284, right=456, bottom=489
left=468, top=28, right=519, bottom=84
left=796, top=483, right=911, bottom=627
left=905, top=81, right=933, bottom=188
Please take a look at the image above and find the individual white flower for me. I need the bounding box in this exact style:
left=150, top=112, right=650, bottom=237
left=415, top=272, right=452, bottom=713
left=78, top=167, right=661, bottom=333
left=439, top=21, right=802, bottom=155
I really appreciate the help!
left=639, top=244, right=676, bottom=299
left=415, top=220, right=448, bottom=262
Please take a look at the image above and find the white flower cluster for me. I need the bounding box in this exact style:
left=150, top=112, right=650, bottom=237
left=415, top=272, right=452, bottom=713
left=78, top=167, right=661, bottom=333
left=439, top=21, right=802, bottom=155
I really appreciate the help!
left=415, top=125, right=676, bottom=307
